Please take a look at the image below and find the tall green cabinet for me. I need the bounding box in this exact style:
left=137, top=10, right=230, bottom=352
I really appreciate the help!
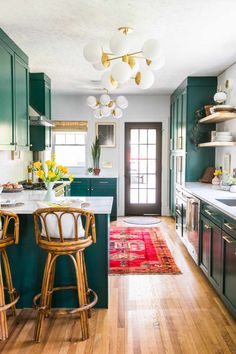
left=0, top=28, right=29, bottom=150
left=29, top=73, right=52, bottom=151
left=170, top=77, right=217, bottom=215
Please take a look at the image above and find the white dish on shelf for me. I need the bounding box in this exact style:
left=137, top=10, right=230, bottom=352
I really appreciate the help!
left=216, top=138, right=234, bottom=142
left=216, top=131, right=232, bottom=135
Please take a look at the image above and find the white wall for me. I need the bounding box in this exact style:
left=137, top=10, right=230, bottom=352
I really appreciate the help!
left=52, top=93, right=170, bottom=216
left=0, top=151, right=32, bottom=184
left=216, top=62, right=236, bottom=172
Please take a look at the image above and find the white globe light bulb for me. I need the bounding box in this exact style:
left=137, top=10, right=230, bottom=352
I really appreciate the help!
left=116, top=96, right=128, bottom=109
left=86, top=96, right=97, bottom=108
left=136, top=69, right=155, bottom=89
left=100, top=94, right=111, bottom=105
left=142, top=39, right=161, bottom=60
left=101, top=71, right=118, bottom=91
left=147, top=55, right=165, bottom=71
left=101, top=106, right=111, bottom=117
left=109, top=32, right=129, bottom=56
left=93, top=61, right=105, bottom=71
left=113, top=107, right=123, bottom=119
left=83, top=41, right=102, bottom=63
left=111, top=61, right=131, bottom=84
left=94, top=108, right=103, bottom=119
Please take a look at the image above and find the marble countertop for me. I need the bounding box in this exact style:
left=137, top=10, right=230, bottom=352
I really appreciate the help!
left=70, top=174, right=118, bottom=179
left=180, top=182, right=236, bottom=220
left=0, top=190, right=113, bottom=215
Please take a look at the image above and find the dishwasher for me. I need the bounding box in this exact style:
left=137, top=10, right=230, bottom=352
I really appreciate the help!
left=185, top=191, right=200, bottom=264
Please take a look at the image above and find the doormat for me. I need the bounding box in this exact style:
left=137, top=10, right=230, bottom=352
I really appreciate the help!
left=109, top=227, right=181, bottom=275
left=123, top=217, right=161, bottom=225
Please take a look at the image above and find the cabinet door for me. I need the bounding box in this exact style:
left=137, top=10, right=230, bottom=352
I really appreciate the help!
left=90, top=179, right=117, bottom=220
left=45, top=82, right=51, bottom=119
left=0, top=40, right=14, bottom=149
left=200, top=215, right=211, bottom=274
left=169, top=154, right=176, bottom=216
left=15, top=55, right=29, bottom=149
left=222, top=232, right=236, bottom=316
left=70, top=179, right=90, bottom=196
left=210, top=224, right=222, bottom=290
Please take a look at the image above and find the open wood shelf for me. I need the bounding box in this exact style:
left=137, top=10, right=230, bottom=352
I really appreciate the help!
left=198, top=141, right=236, bottom=147
left=199, top=112, right=236, bottom=124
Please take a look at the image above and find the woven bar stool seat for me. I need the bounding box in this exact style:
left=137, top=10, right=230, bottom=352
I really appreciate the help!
left=33, top=207, right=98, bottom=342
left=0, top=211, right=20, bottom=341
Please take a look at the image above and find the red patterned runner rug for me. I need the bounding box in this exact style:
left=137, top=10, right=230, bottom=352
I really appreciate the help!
left=109, top=227, right=181, bottom=275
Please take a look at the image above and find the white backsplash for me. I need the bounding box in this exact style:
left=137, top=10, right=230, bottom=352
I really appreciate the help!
left=0, top=150, right=33, bottom=184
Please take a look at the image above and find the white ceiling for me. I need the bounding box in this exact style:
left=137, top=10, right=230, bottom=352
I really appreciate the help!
left=1, top=0, right=236, bottom=95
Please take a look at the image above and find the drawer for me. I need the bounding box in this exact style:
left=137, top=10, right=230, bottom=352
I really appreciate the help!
left=71, top=179, right=89, bottom=187
left=90, top=178, right=116, bottom=188
left=201, top=202, right=222, bottom=227
left=222, top=216, right=236, bottom=239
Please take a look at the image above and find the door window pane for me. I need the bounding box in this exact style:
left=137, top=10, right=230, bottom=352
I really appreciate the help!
left=139, top=189, right=147, bottom=203
left=130, top=175, right=139, bottom=188
left=131, top=144, right=139, bottom=159
left=139, top=160, right=147, bottom=174
left=139, top=175, right=148, bottom=189
left=148, top=175, right=156, bottom=188
left=148, top=145, right=156, bottom=159
left=139, top=129, right=147, bottom=144
left=130, top=129, right=139, bottom=144
left=140, top=145, right=147, bottom=159
left=148, top=129, right=156, bottom=144
left=130, top=160, right=138, bottom=174
left=148, top=160, right=156, bottom=173
left=147, top=189, right=156, bottom=203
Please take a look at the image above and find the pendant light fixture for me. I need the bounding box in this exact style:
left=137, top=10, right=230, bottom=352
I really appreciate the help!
left=83, top=27, right=165, bottom=91
left=87, top=94, right=128, bottom=119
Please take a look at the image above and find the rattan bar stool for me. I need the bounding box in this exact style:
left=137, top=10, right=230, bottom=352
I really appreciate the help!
left=33, top=207, right=98, bottom=342
left=0, top=210, right=20, bottom=341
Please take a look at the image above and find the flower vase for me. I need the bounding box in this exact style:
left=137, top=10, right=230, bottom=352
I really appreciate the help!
left=44, top=182, right=55, bottom=202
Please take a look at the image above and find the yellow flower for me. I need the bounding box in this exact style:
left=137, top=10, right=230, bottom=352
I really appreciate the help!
left=36, top=170, right=45, bottom=179
left=48, top=171, right=56, bottom=180
left=63, top=167, right=68, bottom=174
left=214, top=169, right=222, bottom=176
left=68, top=174, right=74, bottom=182
left=57, top=165, right=64, bottom=172
left=34, top=161, right=41, bottom=170
left=46, top=160, right=56, bottom=168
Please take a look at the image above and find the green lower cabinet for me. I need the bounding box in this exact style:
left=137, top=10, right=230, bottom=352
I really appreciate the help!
left=69, top=178, right=117, bottom=221
left=199, top=207, right=236, bottom=319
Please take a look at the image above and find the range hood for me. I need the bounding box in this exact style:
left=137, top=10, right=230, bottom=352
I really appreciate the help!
left=29, top=106, right=54, bottom=127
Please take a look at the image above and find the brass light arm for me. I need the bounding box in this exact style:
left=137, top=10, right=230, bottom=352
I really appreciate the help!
left=105, top=51, right=143, bottom=62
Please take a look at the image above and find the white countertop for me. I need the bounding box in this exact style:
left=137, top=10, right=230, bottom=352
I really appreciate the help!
left=71, top=174, right=118, bottom=178
left=0, top=190, right=113, bottom=215
left=181, top=182, right=236, bottom=220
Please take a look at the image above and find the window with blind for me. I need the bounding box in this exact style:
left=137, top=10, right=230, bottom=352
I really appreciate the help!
left=52, top=121, right=88, bottom=167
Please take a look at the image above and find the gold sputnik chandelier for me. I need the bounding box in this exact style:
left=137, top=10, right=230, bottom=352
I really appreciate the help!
left=83, top=27, right=165, bottom=91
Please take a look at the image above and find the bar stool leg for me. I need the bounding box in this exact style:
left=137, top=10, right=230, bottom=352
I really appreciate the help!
left=2, top=250, right=16, bottom=317
left=82, top=253, right=91, bottom=319
left=34, top=253, right=52, bottom=342
left=45, top=255, right=57, bottom=318
left=75, top=251, right=89, bottom=340
left=0, top=256, right=8, bottom=341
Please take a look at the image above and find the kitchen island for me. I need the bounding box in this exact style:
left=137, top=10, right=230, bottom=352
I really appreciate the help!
left=0, top=191, right=113, bottom=308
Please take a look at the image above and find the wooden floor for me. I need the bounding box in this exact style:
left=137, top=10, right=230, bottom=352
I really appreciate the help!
left=0, top=217, right=236, bottom=354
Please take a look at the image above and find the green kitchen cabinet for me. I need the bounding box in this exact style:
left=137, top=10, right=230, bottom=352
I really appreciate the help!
left=0, top=28, right=29, bottom=150
left=199, top=215, right=211, bottom=275
left=29, top=73, right=52, bottom=151
left=69, top=178, right=117, bottom=221
left=169, top=77, right=217, bottom=215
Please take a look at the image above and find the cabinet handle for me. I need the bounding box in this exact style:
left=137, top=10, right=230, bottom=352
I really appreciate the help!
left=224, top=222, right=234, bottom=230
left=91, top=188, right=94, bottom=191
left=223, top=235, right=236, bottom=244
left=87, top=188, right=90, bottom=191
left=204, top=224, right=211, bottom=229
left=99, top=181, right=109, bottom=184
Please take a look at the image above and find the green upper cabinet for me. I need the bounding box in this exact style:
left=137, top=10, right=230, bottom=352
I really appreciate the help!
left=15, top=55, right=29, bottom=149
left=29, top=73, right=52, bottom=151
left=169, top=77, right=217, bottom=215
left=0, top=28, right=29, bottom=151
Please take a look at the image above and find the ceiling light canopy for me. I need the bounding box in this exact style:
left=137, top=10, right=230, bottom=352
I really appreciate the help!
left=84, top=27, right=164, bottom=91
left=86, top=94, right=128, bottom=119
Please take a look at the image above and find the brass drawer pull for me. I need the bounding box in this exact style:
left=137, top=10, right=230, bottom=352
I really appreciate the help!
left=204, top=224, right=211, bottom=229
left=205, top=209, right=213, bottom=216
left=224, top=223, right=234, bottom=230
left=223, top=235, right=236, bottom=244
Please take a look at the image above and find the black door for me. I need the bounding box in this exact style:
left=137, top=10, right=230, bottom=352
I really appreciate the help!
left=125, top=123, right=162, bottom=216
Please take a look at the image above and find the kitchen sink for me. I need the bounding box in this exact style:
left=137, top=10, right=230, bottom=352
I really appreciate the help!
left=216, top=199, right=236, bottom=206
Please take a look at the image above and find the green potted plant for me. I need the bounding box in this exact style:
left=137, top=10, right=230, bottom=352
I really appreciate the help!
left=87, top=167, right=93, bottom=175
left=91, top=136, right=101, bottom=175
